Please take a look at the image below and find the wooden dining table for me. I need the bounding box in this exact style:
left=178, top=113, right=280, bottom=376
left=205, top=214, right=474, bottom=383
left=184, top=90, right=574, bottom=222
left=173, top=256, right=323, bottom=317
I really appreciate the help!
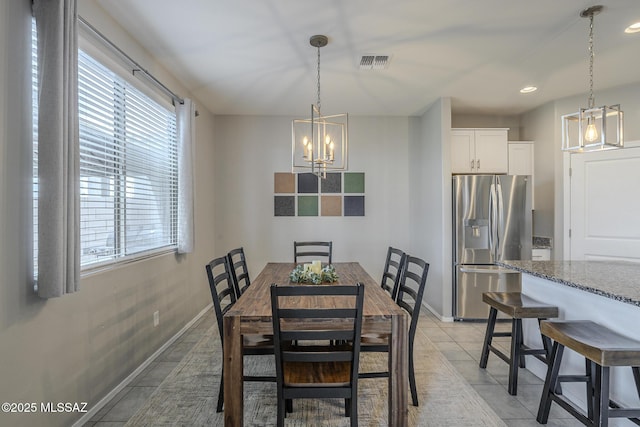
left=223, top=262, right=409, bottom=426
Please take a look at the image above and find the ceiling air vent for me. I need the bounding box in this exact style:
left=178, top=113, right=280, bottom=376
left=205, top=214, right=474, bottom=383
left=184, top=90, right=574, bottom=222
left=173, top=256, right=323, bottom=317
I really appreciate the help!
left=359, top=54, right=390, bottom=70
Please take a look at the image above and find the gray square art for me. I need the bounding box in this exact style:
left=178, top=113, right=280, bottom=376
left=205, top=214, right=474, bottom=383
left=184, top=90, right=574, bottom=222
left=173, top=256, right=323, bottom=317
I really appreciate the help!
left=344, top=196, right=365, bottom=216
left=321, top=173, right=341, bottom=193
left=274, top=196, right=294, bottom=216
left=297, top=173, right=319, bottom=193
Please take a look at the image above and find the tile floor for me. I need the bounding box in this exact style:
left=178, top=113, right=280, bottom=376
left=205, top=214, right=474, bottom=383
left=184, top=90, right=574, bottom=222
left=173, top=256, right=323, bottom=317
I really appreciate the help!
left=83, top=309, right=583, bottom=426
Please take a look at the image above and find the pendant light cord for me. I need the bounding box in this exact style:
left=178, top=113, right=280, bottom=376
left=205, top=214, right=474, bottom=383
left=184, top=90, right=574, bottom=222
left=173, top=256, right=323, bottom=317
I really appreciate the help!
left=316, top=45, right=321, bottom=114
left=588, top=12, right=595, bottom=109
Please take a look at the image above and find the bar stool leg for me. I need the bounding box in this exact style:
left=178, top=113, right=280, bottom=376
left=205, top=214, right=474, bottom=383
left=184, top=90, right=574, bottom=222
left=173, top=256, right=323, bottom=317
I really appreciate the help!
left=593, top=364, right=611, bottom=427
left=480, top=307, right=498, bottom=369
left=508, top=318, right=523, bottom=395
left=537, top=341, right=564, bottom=424
left=586, top=359, right=595, bottom=420
left=633, top=367, right=640, bottom=396
left=518, top=319, right=526, bottom=369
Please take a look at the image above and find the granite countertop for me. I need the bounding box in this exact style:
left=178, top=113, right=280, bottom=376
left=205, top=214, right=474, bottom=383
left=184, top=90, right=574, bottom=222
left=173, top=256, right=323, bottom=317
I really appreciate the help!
left=497, top=260, right=640, bottom=308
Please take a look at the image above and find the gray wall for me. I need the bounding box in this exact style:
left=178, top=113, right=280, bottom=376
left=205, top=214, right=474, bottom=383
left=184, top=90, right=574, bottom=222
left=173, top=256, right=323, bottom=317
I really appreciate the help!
left=212, top=114, right=413, bottom=285
left=2, top=0, right=639, bottom=425
left=0, top=2, right=216, bottom=426
left=409, top=98, right=453, bottom=318
left=520, top=81, right=640, bottom=258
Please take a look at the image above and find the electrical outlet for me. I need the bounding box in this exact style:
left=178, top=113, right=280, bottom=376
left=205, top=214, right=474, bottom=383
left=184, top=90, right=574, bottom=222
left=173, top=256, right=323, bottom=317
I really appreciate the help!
left=153, top=310, right=159, bottom=327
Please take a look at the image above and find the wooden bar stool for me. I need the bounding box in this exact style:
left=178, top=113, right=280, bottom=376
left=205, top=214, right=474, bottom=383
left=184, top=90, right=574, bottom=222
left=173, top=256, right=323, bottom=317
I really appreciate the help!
left=480, top=292, right=559, bottom=395
left=537, top=320, right=640, bottom=426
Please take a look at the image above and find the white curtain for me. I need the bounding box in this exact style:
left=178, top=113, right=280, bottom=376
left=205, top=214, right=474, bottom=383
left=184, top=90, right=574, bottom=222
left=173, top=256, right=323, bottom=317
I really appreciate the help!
left=33, top=0, right=80, bottom=297
left=176, top=99, right=195, bottom=254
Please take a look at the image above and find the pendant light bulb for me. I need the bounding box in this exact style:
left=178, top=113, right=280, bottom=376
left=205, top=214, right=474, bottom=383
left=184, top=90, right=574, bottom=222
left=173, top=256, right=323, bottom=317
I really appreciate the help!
left=584, top=120, right=598, bottom=142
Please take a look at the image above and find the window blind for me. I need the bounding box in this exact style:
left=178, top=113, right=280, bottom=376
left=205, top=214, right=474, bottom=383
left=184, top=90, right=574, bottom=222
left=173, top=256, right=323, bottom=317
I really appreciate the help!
left=33, top=22, right=179, bottom=271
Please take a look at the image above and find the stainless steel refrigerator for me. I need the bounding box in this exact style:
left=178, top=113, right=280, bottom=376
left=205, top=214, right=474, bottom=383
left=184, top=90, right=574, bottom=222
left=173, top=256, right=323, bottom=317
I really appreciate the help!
left=452, top=175, right=532, bottom=320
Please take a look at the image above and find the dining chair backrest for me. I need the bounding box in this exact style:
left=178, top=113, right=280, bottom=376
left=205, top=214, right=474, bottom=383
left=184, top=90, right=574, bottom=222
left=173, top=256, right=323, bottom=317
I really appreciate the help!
left=227, top=247, right=250, bottom=297
left=396, top=255, right=430, bottom=340
left=294, top=241, right=332, bottom=264
left=381, top=246, right=406, bottom=300
left=205, top=256, right=237, bottom=343
left=270, top=283, right=364, bottom=425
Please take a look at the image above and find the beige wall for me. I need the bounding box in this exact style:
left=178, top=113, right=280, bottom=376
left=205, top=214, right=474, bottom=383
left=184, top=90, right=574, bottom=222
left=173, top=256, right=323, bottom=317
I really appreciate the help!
left=0, top=2, right=215, bottom=426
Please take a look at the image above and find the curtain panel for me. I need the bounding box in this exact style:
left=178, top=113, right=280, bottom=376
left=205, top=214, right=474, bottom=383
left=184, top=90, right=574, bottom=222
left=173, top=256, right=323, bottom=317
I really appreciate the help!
left=33, top=0, right=80, bottom=297
left=177, top=98, right=195, bottom=254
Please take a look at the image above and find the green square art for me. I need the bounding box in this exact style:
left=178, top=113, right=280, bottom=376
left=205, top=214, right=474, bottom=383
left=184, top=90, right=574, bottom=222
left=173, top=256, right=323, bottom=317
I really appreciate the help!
left=344, top=172, right=365, bottom=193
left=297, top=195, right=318, bottom=216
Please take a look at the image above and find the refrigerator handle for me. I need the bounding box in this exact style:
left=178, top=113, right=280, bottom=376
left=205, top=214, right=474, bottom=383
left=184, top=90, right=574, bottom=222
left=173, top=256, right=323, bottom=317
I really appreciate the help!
left=489, top=182, right=496, bottom=258
left=496, top=181, right=504, bottom=259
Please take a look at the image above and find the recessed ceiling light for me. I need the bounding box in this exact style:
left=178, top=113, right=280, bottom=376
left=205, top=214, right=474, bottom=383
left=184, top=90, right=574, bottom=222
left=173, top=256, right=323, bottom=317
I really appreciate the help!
left=520, top=86, right=537, bottom=94
left=625, top=22, right=640, bottom=33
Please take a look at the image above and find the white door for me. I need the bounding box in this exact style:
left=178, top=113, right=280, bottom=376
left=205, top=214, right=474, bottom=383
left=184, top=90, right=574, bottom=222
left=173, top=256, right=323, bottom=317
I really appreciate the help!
left=569, top=146, right=640, bottom=261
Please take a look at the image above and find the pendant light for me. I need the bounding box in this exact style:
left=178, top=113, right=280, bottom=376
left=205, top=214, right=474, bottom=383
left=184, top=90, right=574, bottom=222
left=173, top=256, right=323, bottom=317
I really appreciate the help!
left=561, top=5, right=624, bottom=152
left=292, top=35, right=348, bottom=178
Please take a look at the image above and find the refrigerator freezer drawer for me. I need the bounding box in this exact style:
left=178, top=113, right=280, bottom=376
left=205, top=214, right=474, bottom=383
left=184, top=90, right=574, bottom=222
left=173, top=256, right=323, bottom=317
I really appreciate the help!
left=454, top=265, right=521, bottom=320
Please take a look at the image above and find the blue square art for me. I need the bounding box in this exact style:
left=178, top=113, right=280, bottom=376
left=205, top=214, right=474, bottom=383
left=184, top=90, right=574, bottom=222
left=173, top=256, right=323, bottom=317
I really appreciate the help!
left=344, top=196, right=365, bottom=216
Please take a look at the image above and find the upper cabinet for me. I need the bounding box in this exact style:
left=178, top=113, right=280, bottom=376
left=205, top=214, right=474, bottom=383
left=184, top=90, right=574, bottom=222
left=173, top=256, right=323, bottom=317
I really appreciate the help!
left=451, top=129, right=508, bottom=174
left=508, top=141, right=535, bottom=209
left=508, top=141, right=534, bottom=176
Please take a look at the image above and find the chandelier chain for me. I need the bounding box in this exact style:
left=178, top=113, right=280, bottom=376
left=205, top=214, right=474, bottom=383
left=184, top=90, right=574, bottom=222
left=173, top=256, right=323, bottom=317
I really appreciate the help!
left=316, top=45, right=321, bottom=114
left=588, top=12, right=595, bottom=109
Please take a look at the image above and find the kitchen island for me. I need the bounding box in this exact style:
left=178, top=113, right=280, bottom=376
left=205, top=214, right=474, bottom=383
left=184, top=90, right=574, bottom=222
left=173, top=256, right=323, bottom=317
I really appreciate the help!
left=497, top=260, right=640, bottom=423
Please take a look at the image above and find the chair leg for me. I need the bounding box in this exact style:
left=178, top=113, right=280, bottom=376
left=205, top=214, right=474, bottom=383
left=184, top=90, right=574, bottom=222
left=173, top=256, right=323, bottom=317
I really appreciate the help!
left=350, top=393, right=358, bottom=427
left=277, top=397, right=285, bottom=427
left=285, top=399, right=292, bottom=414
left=216, top=375, right=224, bottom=413
left=537, top=341, right=564, bottom=424
left=409, top=338, right=418, bottom=406
left=480, top=307, right=498, bottom=369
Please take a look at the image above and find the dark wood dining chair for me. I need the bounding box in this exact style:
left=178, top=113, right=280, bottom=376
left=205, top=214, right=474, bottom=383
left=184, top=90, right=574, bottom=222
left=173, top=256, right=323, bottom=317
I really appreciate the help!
left=293, top=241, right=332, bottom=264
left=227, top=247, right=250, bottom=297
left=270, top=283, right=364, bottom=427
left=359, top=254, right=429, bottom=407
left=381, top=246, right=406, bottom=300
left=396, top=255, right=429, bottom=406
left=205, top=256, right=274, bottom=413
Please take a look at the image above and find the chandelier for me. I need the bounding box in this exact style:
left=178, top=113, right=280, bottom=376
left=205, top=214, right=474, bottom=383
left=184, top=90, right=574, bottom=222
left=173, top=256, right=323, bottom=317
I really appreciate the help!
left=562, top=5, right=623, bottom=152
left=292, top=35, right=348, bottom=178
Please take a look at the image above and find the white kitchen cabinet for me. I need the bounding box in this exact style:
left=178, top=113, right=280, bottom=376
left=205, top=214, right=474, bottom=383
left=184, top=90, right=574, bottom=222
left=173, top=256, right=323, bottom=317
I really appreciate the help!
left=508, top=141, right=535, bottom=208
left=508, top=141, right=534, bottom=175
left=451, top=129, right=508, bottom=174
left=532, top=248, right=551, bottom=261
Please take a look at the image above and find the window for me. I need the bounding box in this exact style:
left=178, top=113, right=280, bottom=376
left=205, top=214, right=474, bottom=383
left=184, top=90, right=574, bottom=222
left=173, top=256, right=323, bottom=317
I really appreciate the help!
left=33, top=22, right=179, bottom=271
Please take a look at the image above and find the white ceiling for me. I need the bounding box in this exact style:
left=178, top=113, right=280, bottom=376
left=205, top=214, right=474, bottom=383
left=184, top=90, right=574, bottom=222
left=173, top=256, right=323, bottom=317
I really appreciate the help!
left=95, top=0, right=640, bottom=117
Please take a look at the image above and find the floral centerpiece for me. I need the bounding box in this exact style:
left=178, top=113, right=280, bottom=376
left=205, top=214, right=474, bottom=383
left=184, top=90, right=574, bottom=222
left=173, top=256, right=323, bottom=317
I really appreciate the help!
left=289, top=262, right=339, bottom=285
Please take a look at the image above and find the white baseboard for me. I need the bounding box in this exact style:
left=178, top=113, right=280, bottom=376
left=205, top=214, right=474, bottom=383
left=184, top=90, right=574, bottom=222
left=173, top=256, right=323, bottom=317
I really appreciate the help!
left=72, top=303, right=213, bottom=427
left=421, top=301, right=454, bottom=322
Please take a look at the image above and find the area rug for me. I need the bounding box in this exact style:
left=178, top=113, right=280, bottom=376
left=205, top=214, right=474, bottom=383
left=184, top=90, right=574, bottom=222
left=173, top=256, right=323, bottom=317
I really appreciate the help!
left=125, top=326, right=506, bottom=426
